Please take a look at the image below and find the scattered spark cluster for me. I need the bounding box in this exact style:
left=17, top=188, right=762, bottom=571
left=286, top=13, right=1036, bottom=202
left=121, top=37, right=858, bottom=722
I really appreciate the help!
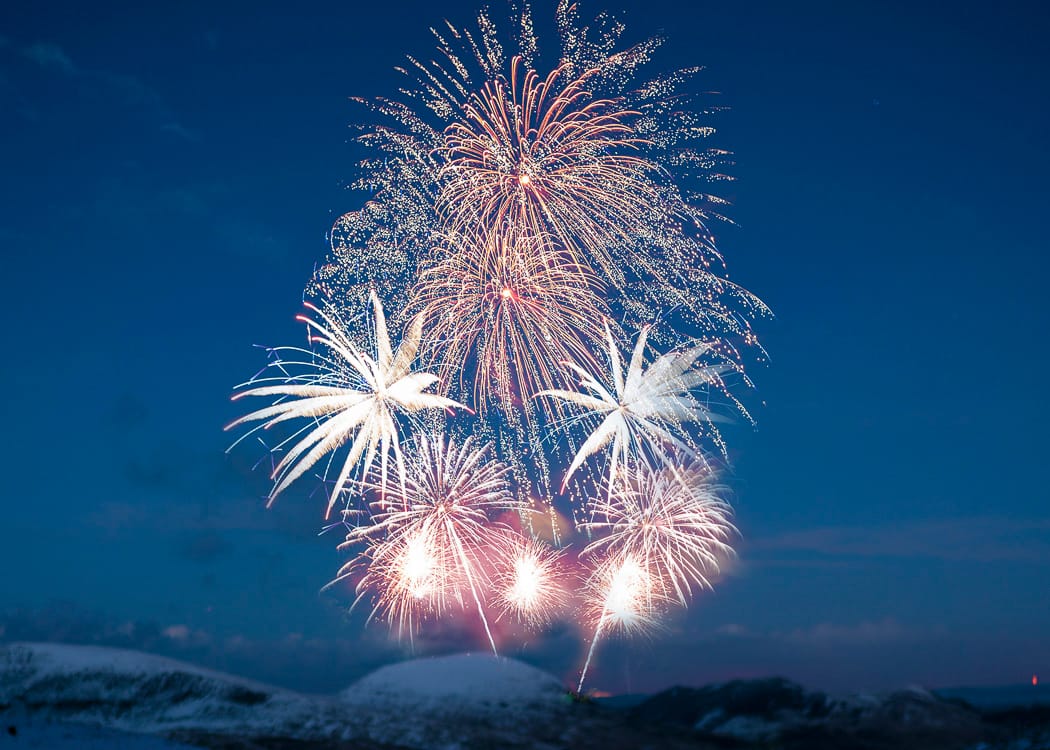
left=229, top=1, right=769, bottom=691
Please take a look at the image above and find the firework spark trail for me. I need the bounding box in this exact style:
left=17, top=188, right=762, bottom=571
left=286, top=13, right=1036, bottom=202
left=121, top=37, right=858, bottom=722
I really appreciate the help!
left=578, top=555, right=655, bottom=693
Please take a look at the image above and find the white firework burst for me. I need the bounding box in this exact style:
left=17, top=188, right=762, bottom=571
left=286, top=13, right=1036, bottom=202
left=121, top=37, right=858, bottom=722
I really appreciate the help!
left=227, top=291, right=466, bottom=517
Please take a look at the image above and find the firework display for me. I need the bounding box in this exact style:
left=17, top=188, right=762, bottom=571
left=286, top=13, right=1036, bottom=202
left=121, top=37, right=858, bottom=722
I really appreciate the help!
left=229, top=1, right=768, bottom=690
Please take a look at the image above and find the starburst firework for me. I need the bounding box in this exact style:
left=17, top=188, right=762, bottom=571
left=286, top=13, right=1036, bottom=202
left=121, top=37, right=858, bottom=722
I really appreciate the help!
left=536, top=323, right=745, bottom=489
left=226, top=291, right=466, bottom=517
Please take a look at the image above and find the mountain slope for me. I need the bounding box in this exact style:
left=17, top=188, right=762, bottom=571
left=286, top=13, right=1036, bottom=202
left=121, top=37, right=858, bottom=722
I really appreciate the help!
left=3, top=641, right=1049, bottom=750
left=0, top=642, right=359, bottom=744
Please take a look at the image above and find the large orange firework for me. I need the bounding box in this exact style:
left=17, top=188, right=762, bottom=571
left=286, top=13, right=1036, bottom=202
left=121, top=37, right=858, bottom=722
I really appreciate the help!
left=437, top=55, right=660, bottom=289
left=414, top=228, right=608, bottom=417
left=317, top=1, right=770, bottom=349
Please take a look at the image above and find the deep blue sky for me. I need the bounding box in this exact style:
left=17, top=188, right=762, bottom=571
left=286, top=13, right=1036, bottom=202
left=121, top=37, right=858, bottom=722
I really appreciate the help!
left=1, top=0, right=1047, bottom=695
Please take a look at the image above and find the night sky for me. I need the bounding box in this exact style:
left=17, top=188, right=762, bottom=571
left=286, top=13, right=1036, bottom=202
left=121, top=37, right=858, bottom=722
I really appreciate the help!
left=2, top=0, right=1047, bottom=695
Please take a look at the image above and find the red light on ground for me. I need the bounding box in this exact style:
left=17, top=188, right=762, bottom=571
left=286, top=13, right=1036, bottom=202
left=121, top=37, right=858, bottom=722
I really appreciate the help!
left=1034, top=674, right=1039, bottom=686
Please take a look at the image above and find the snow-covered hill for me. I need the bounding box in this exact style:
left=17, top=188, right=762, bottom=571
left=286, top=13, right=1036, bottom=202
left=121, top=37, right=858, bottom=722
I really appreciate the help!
left=0, top=642, right=355, bottom=744
left=340, top=653, right=573, bottom=749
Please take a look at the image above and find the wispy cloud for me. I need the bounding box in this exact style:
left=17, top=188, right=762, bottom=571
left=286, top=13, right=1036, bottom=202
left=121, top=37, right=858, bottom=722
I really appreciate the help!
left=10, top=39, right=197, bottom=141
left=750, top=517, right=1050, bottom=564
left=780, top=617, right=917, bottom=646
left=711, top=617, right=922, bottom=646
left=22, top=42, right=76, bottom=73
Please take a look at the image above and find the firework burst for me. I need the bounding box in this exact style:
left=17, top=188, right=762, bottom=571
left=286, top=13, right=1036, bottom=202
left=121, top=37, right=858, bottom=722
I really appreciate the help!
left=495, top=536, right=571, bottom=628
left=414, top=228, right=608, bottom=417
left=232, top=0, right=769, bottom=693
left=226, top=291, right=466, bottom=517
left=583, top=462, right=736, bottom=605
left=536, top=322, right=747, bottom=490
left=575, top=463, right=733, bottom=690
left=314, top=1, right=771, bottom=350
left=437, top=55, right=660, bottom=289
left=338, top=435, right=523, bottom=650
left=577, top=554, right=661, bottom=691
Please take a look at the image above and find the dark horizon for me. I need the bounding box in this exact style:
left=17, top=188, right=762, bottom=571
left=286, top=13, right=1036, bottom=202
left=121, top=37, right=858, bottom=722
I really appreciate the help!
left=1, top=0, right=1047, bottom=696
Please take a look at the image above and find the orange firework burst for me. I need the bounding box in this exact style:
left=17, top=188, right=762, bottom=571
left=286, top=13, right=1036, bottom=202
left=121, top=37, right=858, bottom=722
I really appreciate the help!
left=323, top=1, right=770, bottom=353
left=437, top=56, right=659, bottom=290
left=414, top=228, right=608, bottom=417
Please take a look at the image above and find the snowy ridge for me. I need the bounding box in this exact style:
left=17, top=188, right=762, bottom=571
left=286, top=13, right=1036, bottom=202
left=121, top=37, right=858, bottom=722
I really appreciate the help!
left=0, top=642, right=353, bottom=742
